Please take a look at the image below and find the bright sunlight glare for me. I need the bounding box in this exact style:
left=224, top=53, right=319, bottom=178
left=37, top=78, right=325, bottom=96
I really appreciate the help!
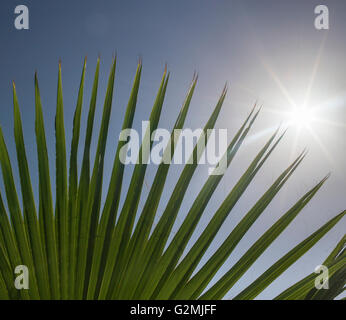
left=287, top=107, right=315, bottom=128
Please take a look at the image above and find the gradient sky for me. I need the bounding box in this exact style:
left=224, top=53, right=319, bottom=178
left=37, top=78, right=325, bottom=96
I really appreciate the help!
left=0, top=0, right=345, bottom=299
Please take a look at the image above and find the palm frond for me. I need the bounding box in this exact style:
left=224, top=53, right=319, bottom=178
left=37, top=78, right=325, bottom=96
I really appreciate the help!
left=0, top=59, right=344, bottom=300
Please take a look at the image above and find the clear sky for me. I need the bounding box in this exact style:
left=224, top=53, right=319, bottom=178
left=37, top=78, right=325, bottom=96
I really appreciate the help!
left=0, top=0, right=345, bottom=299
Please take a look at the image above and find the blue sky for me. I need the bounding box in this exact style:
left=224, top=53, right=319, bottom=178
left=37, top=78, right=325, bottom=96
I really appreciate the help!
left=0, top=0, right=345, bottom=299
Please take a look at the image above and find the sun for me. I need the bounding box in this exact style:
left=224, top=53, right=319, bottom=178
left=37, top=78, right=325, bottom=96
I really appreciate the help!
left=287, top=107, right=315, bottom=128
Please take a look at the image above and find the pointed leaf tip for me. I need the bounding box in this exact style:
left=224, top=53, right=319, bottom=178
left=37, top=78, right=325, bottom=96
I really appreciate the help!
left=222, top=82, right=228, bottom=96
left=302, top=147, right=308, bottom=156
left=192, top=71, right=199, bottom=82
left=138, top=55, right=143, bottom=66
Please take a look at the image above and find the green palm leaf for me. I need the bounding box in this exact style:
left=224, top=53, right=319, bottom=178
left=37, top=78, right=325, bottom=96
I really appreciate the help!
left=0, top=59, right=344, bottom=300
